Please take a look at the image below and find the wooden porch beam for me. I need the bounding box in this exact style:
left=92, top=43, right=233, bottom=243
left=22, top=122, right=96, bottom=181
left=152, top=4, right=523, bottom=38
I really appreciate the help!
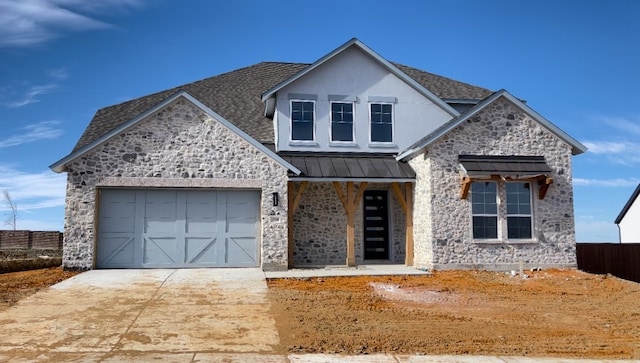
left=538, top=177, right=553, bottom=200
left=405, top=182, right=414, bottom=266
left=460, top=176, right=472, bottom=199
left=333, top=181, right=368, bottom=267
left=391, top=182, right=408, bottom=214
left=333, top=181, right=348, bottom=211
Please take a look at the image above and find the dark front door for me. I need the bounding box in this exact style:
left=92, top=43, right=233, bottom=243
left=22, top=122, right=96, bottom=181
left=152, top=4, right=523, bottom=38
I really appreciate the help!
left=363, top=190, right=389, bottom=260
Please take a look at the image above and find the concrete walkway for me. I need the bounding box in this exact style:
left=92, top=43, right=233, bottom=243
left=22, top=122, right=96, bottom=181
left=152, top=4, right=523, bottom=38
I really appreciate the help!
left=0, top=268, right=280, bottom=362
left=0, top=269, right=636, bottom=362
left=265, top=264, right=431, bottom=278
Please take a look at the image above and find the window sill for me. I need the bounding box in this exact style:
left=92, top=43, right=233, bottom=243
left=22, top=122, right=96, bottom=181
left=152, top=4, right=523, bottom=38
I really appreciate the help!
left=329, top=141, right=358, bottom=148
left=473, top=239, right=539, bottom=245
left=368, top=142, right=397, bottom=149
left=289, top=141, right=318, bottom=147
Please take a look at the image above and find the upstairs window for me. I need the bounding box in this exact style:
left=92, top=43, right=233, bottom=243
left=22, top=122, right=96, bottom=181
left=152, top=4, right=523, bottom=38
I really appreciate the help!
left=370, top=103, right=393, bottom=143
left=290, top=101, right=315, bottom=141
left=330, top=102, right=354, bottom=142
left=471, top=182, right=498, bottom=239
left=506, top=182, right=533, bottom=239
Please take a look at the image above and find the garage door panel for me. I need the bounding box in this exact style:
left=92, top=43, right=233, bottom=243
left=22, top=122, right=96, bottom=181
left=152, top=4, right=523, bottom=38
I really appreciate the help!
left=227, top=237, right=257, bottom=266
left=185, top=237, right=220, bottom=264
left=97, top=236, right=136, bottom=267
left=98, top=190, right=136, bottom=233
left=98, top=189, right=259, bottom=268
left=143, top=237, right=178, bottom=265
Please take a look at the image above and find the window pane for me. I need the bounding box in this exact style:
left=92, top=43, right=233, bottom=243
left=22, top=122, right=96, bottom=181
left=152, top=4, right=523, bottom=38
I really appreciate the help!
left=508, top=217, right=532, bottom=239
left=291, top=101, right=314, bottom=141
left=332, top=122, right=353, bottom=141
left=506, top=182, right=532, bottom=216
left=292, top=121, right=313, bottom=140
left=331, top=103, right=353, bottom=141
left=370, top=103, right=393, bottom=142
left=371, top=123, right=392, bottom=142
left=473, top=216, right=498, bottom=239
left=471, top=182, right=498, bottom=239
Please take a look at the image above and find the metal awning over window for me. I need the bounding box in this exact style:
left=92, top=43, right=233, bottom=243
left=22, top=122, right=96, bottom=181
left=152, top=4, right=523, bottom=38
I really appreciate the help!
left=279, top=152, right=415, bottom=182
left=458, top=155, right=553, bottom=200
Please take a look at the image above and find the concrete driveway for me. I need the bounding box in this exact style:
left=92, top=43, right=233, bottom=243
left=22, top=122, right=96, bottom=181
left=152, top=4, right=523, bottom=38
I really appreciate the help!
left=0, top=268, right=282, bottom=362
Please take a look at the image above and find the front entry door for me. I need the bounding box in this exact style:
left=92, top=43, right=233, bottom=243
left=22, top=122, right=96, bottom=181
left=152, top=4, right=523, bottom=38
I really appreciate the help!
left=363, top=190, right=389, bottom=260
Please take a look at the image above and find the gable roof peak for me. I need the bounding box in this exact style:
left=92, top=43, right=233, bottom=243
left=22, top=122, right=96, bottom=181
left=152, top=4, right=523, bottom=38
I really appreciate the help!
left=260, top=38, right=460, bottom=118
left=397, top=89, right=588, bottom=160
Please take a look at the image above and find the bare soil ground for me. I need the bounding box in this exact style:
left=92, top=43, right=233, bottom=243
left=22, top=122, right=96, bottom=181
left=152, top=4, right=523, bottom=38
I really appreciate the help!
left=0, top=267, right=79, bottom=311
left=2, top=267, right=639, bottom=359
left=268, top=269, right=640, bottom=359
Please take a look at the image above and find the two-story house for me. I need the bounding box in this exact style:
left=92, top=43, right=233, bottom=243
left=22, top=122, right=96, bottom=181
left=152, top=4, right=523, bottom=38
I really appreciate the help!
left=50, top=38, right=586, bottom=271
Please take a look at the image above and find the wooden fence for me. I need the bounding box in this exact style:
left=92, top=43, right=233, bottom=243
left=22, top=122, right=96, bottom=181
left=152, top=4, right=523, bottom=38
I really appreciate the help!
left=576, top=243, right=640, bottom=283
left=0, top=230, right=63, bottom=250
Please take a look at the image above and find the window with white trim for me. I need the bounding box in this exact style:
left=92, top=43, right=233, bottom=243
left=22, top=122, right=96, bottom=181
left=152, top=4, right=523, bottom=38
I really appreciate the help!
left=470, top=182, right=498, bottom=239
left=506, top=182, right=533, bottom=239
left=330, top=102, right=354, bottom=142
left=369, top=103, right=393, bottom=143
left=470, top=181, right=535, bottom=241
left=290, top=101, right=314, bottom=141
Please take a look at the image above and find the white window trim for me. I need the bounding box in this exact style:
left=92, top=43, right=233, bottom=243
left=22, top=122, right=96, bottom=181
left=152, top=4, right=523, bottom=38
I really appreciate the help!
left=329, top=101, right=356, bottom=144
left=470, top=181, right=501, bottom=242
left=289, top=99, right=316, bottom=144
left=470, top=181, right=538, bottom=244
left=368, top=102, right=395, bottom=145
left=505, top=181, right=535, bottom=242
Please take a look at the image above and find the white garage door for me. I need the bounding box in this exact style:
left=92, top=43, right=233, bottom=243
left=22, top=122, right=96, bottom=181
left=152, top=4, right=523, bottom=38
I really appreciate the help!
left=96, top=189, right=260, bottom=268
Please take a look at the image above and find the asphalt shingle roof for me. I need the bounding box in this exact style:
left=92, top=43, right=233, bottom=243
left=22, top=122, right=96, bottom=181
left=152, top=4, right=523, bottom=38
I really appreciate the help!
left=73, top=61, right=492, bottom=152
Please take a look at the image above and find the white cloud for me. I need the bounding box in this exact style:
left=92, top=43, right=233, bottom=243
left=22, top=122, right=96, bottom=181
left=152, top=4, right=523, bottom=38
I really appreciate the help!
left=5, top=84, right=57, bottom=108
left=601, top=116, right=640, bottom=135
left=574, top=178, right=640, bottom=187
left=0, top=165, right=66, bottom=214
left=47, top=67, right=68, bottom=80
left=582, top=141, right=632, bottom=154
left=0, top=121, right=63, bottom=148
left=0, top=0, right=143, bottom=47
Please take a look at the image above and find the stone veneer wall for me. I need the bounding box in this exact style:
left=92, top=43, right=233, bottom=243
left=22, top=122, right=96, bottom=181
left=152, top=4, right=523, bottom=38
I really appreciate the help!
left=410, top=97, right=577, bottom=270
left=292, top=182, right=406, bottom=266
left=63, top=97, right=289, bottom=271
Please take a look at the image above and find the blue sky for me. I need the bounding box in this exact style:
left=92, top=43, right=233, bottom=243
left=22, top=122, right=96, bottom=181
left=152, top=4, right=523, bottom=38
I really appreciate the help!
left=0, top=0, right=638, bottom=241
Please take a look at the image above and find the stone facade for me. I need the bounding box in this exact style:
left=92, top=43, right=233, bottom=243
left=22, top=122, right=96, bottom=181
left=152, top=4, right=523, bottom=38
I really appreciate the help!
left=63, top=97, right=289, bottom=271
left=292, top=182, right=406, bottom=266
left=409, top=97, right=577, bottom=270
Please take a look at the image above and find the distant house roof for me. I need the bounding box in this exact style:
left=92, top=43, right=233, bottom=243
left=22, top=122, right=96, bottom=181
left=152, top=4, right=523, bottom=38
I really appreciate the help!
left=71, top=58, right=491, bottom=153
left=615, top=184, right=640, bottom=224
left=459, top=155, right=552, bottom=177
left=280, top=152, right=415, bottom=181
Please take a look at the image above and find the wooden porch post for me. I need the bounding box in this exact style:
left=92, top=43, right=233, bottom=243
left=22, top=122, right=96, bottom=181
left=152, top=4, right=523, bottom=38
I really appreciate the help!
left=391, top=182, right=414, bottom=266
left=287, top=181, right=307, bottom=268
left=333, top=181, right=367, bottom=267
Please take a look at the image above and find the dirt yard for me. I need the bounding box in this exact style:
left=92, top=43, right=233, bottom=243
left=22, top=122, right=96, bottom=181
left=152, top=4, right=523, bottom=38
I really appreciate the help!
left=268, top=269, right=640, bottom=359
left=0, top=267, right=79, bottom=311
left=2, top=268, right=638, bottom=359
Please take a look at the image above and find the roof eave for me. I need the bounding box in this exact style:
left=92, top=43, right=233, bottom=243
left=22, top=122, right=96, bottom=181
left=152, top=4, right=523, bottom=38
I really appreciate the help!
left=396, top=90, right=588, bottom=161
left=615, top=184, right=640, bottom=224
left=50, top=90, right=302, bottom=175
left=261, top=38, right=460, bottom=118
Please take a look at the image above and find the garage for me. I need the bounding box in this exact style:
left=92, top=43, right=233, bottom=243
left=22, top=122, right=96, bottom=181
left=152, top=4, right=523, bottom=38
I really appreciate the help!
left=96, top=189, right=260, bottom=268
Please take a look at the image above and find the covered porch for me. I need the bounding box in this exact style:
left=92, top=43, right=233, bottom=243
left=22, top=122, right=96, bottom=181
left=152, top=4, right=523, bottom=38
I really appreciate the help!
left=280, top=153, right=416, bottom=268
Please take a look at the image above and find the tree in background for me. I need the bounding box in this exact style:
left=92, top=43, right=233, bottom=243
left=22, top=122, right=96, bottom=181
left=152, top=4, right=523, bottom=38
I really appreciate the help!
left=3, top=189, right=17, bottom=230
